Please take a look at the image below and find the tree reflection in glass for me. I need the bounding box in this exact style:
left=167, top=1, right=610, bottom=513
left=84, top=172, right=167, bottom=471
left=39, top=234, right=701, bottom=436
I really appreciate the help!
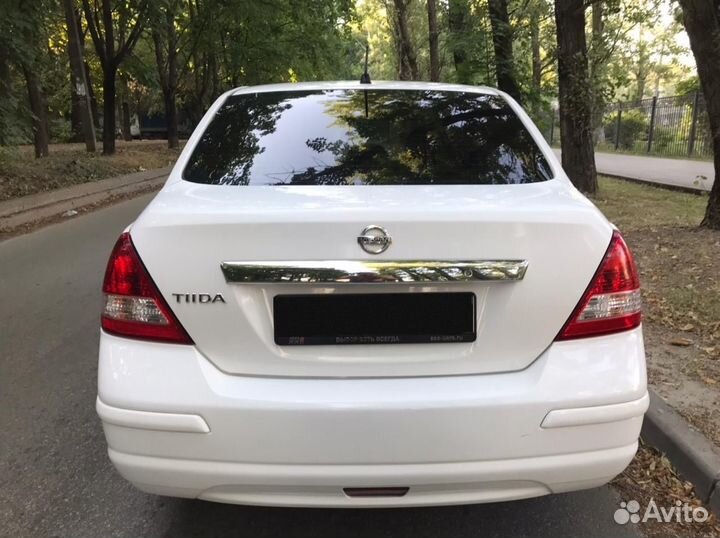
left=183, top=89, right=553, bottom=186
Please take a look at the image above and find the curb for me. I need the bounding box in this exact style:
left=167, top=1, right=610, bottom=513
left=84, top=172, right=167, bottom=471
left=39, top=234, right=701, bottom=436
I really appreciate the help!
left=0, top=167, right=171, bottom=231
left=601, top=173, right=709, bottom=196
left=552, top=149, right=712, bottom=194
left=641, top=388, right=720, bottom=515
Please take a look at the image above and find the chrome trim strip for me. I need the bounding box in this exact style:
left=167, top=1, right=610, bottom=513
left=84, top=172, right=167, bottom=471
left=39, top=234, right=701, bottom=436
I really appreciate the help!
left=220, top=260, right=528, bottom=284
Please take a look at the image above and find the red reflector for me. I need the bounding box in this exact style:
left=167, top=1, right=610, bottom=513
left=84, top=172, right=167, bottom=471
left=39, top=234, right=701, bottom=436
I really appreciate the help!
left=556, top=231, right=641, bottom=340
left=101, top=232, right=192, bottom=344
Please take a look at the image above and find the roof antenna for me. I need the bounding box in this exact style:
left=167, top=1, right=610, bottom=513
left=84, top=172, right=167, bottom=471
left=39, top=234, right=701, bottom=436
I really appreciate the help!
left=360, top=42, right=371, bottom=84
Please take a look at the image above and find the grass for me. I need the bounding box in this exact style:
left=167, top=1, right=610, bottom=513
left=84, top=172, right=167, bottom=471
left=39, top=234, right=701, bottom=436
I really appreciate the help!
left=593, top=176, right=718, bottom=341
left=0, top=140, right=182, bottom=202
left=597, top=177, right=720, bottom=527
left=549, top=142, right=714, bottom=162
left=595, top=142, right=714, bottom=162
left=593, top=176, right=707, bottom=230
left=594, top=176, right=720, bottom=445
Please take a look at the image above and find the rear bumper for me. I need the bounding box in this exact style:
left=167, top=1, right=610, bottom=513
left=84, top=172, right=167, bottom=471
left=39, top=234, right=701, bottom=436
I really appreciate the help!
left=105, top=442, right=640, bottom=507
left=98, top=327, right=647, bottom=507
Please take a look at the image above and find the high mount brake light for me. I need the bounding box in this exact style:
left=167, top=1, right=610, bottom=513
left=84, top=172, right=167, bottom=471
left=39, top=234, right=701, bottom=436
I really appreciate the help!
left=556, top=231, right=641, bottom=340
left=101, top=232, right=193, bottom=344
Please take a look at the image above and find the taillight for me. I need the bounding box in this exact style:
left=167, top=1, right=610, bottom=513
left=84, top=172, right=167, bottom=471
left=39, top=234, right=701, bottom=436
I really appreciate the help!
left=101, top=232, right=193, bottom=344
left=556, top=231, right=641, bottom=340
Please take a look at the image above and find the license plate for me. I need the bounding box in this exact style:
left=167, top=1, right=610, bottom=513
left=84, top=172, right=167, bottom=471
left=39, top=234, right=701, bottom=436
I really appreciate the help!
left=274, top=292, right=476, bottom=345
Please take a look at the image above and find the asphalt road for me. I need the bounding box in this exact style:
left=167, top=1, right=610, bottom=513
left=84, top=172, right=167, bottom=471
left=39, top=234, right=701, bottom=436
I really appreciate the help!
left=0, top=194, right=642, bottom=538
left=554, top=149, right=714, bottom=191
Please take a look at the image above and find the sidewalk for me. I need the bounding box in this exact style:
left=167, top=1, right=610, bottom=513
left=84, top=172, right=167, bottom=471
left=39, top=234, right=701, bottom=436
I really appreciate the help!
left=0, top=166, right=170, bottom=232
left=553, top=150, right=714, bottom=192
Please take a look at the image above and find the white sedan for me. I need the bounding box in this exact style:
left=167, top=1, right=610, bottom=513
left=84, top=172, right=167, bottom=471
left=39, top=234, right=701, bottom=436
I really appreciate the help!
left=97, top=81, right=648, bottom=507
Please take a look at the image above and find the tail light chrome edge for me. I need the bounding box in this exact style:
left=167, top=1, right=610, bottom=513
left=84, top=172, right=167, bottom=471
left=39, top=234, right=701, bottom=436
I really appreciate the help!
left=220, top=260, right=529, bottom=284
left=555, top=230, right=641, bottom=340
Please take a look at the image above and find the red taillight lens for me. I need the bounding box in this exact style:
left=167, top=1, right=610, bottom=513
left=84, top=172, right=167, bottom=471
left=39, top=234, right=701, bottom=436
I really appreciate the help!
left=556, top=231, right=641, bottom=340
left=101, top=233, right=192, bottom=344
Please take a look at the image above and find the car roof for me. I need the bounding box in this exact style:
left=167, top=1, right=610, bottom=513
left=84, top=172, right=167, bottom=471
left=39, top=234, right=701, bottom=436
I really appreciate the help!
left=230, top=81, right=501, bottom=96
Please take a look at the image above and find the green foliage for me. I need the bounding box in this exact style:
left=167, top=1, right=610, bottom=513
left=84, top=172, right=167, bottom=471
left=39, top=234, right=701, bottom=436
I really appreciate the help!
left=49, top=118, right=74, bottom=144
left=512, top=0, right=556, bottom=113
left=0, top=0, right=702, bottom=155
left=675, top=75, right=700, bottom=95
left=0, top=87, right=29, bottom=145
left=206, top=0, right=356, bottom=85
left=652, top=125, right=679, bottom=152
left=603, top=109, right=649, bottom=149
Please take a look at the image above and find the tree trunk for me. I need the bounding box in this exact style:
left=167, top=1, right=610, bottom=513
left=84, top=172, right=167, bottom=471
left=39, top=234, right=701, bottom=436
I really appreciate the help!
left=117, top=73, right=132, bottom=141
left=67, top=10, right=83, bottom=140
left=69, top=66, right=83, bottom=139
left=554, top=0, right=597, bottom=194
left=82, top=0, right=147, bottom=154
left=488, top=0, right=522, bottom=103
left=102, top=65, right=116, bottom=155
left=101, top=0, right=116, bottom=154
left=635, top=77, right=646, bottom=104
left=590, top=1, right=605, bottom=142
left=678, top=0, right=720, bottom=229
left=165, top=5, right=179, bottom=149
left=63, top=0, right=96, bottom=152
left=634, top=34, right=648, bottom=104
left=84, top=62, right=100, bottom=129
left=0, top=45, right=11, bottom=146
left=210, top=53, right=219, bottom=101
left=529, top=4, right=543, bottom=117
left=165, top=91, right=179, bottom=149
left=530, top=8, right=541, bottom=95
left=392, top=0, right=419, bottom=81
left=152, top=2, right=180, bottom=148
left=427, top=0, right=440, bottom=82
left=22, top=65, right=50, bottom=158
left=449, top=0, right=470, bottom=83
left=122, top=101, right=132, bottom=141
left=591, top=3, right=604, bottom=67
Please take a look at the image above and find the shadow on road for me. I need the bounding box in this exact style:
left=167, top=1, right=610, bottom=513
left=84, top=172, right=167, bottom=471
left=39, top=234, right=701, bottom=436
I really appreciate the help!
left=158, top=487, right=636, bottom=538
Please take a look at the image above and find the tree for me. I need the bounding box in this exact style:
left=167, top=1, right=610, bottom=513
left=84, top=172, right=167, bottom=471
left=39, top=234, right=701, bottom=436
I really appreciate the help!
left=0, top=47, right=12, bottom=146
left=427, top=0, right=440, bottom=81
left=151, top=0, right=181, bottom=149
left=448, top=0, right=472, bottom=83
left=632, top=30, right=651, bottom=102
left=82, top=0, right=149, bottom=155
left=1, top=1, right=52, bottom=157
left=22, top=67, right=50, bottom=158
left=589, top=1, right=605, bottom=139
left=390, top=0, right=419, bottom=80
left=515, top=0, right=555, bottom=117
left=554, top=0, right=597, bottom=194
left=63, top=0, right=96, bottom=152
left=488, top=0, right=521, bottom=102
left=677, top=0, right=720, bottom=229
left=530, top=4, right=542, bottom=98
left=20, top=4, right=50, bottom=158
left=0, top=10, right=26, bottom=146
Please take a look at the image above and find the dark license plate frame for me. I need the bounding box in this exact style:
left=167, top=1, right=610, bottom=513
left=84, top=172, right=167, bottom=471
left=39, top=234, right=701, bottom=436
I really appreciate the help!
left=273, top=292, right=476, bottom=346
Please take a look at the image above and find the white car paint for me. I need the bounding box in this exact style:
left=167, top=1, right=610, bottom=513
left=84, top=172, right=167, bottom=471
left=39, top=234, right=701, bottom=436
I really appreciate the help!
left=97, top=81, right=648, bottom=507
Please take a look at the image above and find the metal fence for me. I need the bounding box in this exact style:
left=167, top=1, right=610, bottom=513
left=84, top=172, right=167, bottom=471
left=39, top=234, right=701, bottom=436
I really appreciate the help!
left=546, top=91, right=713, bottom=159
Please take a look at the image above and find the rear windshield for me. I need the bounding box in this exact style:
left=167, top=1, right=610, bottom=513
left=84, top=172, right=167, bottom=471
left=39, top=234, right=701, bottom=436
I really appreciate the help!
left=183, top=89, right=553, bottom=186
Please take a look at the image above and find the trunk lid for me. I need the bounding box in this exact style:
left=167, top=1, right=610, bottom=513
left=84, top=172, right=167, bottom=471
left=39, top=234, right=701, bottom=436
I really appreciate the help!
left=131, top=180, right=612, bottom=378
